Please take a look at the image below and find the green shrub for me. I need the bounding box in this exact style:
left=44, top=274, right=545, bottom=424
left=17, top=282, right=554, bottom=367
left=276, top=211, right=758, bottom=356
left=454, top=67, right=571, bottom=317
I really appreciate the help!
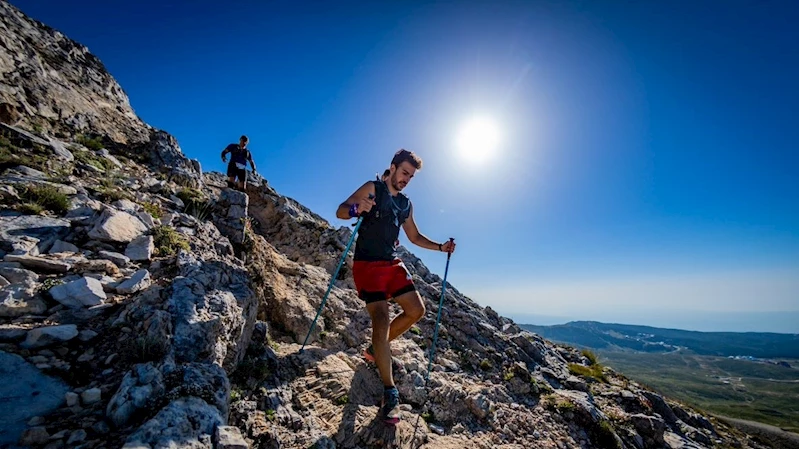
left=176, top=188, right=203, bottom=205
left=556, top=399, right=576, bottom=413
left=97, top=188, right=130, bottom=203
left=532, top=378, right=554, bottom=395
left=335, top=395, right=349, bottom=405
left=230, top=389, right=243, bottom=403
left=0, top=143, right=49, bottom=171
left=185, top=199, right=213, bottom=221
left=542, top=394, right=576, bottom=413
left=74, top=149, right=113, bottom=171
left=140, top=201, right=163, bottom=218
left=152, top=225, right=189, bottom=256
left=568, top=363, right=607, bottom=383
left=594, top=419, right=621, bottom=449
left=480, top=359, right=493, bottom=371
left=410, top=326, right=422, bottom=336
left=18, top=184, right=69, bottom=215
left=18, top=202, right=43, bottom=215
left=236, top=356, right=271, bottom=382
left=99, top=175, right=119, bottom=189
left=77, top=134, right=104, bottom=152
left=581, top=349, right=599, bottom=366
left=39, top=277, right=64, bottom=293
left=129, top=335, right=169, bottom=363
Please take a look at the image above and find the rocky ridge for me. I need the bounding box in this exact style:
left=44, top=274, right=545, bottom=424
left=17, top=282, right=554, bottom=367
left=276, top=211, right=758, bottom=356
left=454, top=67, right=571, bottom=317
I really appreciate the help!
left=0, top=2, right=780, bottom=448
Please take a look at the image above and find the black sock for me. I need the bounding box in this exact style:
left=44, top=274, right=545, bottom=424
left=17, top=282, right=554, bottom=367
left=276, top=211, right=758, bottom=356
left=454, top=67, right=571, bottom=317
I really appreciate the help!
left=384, top=385, right=396, bottom=391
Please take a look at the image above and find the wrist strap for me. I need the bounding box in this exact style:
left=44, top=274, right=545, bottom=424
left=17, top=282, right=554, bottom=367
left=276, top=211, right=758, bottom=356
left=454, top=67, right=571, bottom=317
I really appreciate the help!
left=438, top=243, right=443, bottom=251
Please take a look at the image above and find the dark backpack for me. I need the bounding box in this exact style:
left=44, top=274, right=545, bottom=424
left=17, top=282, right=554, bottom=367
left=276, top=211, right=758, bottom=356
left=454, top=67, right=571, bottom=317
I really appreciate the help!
left=373, top=180, right=411, bottom=227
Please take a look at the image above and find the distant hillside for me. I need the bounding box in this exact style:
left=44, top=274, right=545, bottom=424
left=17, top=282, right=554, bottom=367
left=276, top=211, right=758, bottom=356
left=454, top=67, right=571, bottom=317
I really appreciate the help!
left=521, top=321, right=799, bottom=358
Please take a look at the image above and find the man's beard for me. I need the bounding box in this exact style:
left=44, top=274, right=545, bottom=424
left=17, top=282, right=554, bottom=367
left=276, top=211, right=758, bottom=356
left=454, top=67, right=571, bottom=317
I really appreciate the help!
left=391, top=176, right=406, bottom=191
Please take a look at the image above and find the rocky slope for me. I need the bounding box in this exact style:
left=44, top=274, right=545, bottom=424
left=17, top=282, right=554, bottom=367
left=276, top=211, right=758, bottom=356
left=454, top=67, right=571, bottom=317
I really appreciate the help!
left=0, top=2, right=782, bottom=448
left=0, top=1, right=149, bottom=144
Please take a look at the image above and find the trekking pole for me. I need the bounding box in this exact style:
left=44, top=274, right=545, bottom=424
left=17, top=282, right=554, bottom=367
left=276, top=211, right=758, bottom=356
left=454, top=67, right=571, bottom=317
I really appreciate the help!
left=425, top=238, right=455, bottom=381
left=299, top=194, right=374, bottom=354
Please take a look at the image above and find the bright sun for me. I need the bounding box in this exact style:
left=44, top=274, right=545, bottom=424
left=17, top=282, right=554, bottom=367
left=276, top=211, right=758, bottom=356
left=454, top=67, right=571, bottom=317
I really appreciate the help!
left=456, top=116, right=502, bottom=163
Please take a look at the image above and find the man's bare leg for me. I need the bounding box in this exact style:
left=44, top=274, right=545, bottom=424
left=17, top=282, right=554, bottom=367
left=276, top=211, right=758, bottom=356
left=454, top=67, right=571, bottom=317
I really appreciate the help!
left=388, top=290, right=425, bottom=342
left=366, top=300, right=393, bottom=386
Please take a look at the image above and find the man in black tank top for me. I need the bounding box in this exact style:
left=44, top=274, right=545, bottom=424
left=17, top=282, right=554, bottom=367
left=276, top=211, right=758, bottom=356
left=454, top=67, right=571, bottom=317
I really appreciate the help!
left=336, top=149, right=457, bottom=424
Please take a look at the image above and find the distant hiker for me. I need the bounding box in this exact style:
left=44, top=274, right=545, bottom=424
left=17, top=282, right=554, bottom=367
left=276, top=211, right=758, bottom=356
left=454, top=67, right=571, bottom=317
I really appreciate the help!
left=221, top=135, right=257, bottom=191
left=380, top=169, right=390, bottom=181
left=336, top=149, right=456, bottom=424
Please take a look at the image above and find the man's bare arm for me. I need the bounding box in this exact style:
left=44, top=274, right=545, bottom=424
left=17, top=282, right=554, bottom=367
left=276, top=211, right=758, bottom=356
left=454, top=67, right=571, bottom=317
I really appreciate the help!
left=248, top=152, right=257, bottom=172
left=402, top=205, right=443, bottom=251
left=336, top=181, right=376, bottom=220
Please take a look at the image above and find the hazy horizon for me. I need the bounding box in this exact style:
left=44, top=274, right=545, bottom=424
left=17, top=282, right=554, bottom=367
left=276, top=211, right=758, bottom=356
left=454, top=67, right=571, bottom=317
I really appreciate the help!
left=506, top=311, right=799, bottom=334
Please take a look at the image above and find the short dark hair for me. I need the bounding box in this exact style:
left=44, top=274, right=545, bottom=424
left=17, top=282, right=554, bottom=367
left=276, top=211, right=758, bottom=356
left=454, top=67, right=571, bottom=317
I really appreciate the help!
left=390, top=149, right=422, bottom=170
left=240, top=135, right=249, bottom=142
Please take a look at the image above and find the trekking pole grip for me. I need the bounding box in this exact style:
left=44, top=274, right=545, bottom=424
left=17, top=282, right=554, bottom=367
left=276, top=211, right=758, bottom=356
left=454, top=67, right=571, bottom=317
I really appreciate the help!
left=446, top=237, right=455, bottom=258
left=351, top=193, right=376, bottom=226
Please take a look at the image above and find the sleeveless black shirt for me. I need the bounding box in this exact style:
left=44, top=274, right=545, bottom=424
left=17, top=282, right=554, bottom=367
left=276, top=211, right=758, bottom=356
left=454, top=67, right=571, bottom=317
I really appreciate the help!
left=353, top=180, right=412, bottom=261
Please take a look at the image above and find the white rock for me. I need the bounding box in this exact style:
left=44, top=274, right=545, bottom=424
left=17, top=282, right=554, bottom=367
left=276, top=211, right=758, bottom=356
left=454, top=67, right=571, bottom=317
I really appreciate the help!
left=78, top=330, right=98, bottom=341
left=125, top=235, right=154, bottom=261
left=0, top=287, right=46, bottom=317
left=98, top=250, right=130, bottom=268
left=0, top=265, right=38, bottom=283
left=81, top=388, right=101, bottom=405
left=0, top=216, right=70, bottom=255
left=112, top=199, right=139, bottom=213
left=136, top=211, right=156, bottom=229
left=49, top=277, right=106, bottom=308
left=227, top=205, right=246, bottom=220
left=116, top=269, right=151, bottom=294
left=98, top=149, right=123, bottom=168
left=3, top=254, right=71, bottom=273
left=65, top=392, right=79, bottom=407
left=215, top=426, right=248, bottom=449
left=21, top=324, right=79, bottom=349
left=67, top=429, right=87, bottom=444
left=161, top=213, right=178, bottom=225
left=48, top=139, right=74, bottom=161
left=87, top=208, right=147, bottom=243
left=48, top=240, right=79, bottom=254
left=27, top=416, right=45, bottom=426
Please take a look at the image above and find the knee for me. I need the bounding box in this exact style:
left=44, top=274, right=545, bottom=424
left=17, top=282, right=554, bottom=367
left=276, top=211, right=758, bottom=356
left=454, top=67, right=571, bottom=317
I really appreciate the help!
left=409, top=298, right=425, bottom=322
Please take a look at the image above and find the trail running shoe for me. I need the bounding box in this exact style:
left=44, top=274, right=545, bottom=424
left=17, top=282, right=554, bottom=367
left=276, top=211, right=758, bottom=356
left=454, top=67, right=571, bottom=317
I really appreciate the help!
left=381, top=387, right=401, bottom=424
left=363, top=345, right=403, bottom=371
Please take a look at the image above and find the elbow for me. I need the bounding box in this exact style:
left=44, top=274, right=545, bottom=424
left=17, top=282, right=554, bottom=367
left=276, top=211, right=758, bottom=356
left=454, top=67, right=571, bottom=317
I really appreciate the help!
left=336, top=204, right=349, bottom=220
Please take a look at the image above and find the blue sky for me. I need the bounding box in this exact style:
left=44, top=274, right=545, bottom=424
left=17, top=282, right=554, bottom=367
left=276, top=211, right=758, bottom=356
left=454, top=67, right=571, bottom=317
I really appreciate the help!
left=12, top=0, right=799, bottom=332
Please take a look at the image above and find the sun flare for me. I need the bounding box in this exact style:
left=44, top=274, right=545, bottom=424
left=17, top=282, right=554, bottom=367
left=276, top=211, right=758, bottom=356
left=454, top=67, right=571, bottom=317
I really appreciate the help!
left=456, top=116, right=502, bottom=163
